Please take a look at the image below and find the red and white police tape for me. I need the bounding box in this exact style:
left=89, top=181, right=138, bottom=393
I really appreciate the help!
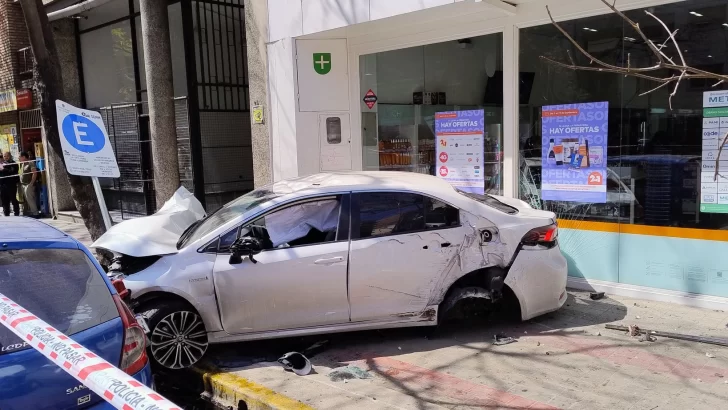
left=0, top=293, right=181, bottom=410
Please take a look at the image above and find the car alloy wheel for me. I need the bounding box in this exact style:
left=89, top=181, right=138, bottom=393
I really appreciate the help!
left=150, top=311, right=208, bottom=369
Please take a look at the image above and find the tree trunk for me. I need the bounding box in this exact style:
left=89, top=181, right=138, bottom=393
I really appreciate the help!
left=19, top=0, right=108, bottom=244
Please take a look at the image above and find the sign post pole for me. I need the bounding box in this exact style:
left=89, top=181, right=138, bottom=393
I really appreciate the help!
left=92, top=177, right=112, bottom=230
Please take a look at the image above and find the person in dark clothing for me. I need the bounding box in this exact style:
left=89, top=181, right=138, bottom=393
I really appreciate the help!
left=0, top=152, right=20, bottom=216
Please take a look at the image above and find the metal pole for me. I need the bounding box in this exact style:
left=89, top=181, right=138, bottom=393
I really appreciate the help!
left=92, top=177, right=112, bottom=230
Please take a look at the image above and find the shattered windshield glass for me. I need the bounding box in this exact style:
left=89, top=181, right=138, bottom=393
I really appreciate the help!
left=179, top=188, right=281, bottom=248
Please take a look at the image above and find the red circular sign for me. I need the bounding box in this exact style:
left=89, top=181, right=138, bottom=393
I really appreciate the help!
left=439, top=166, right=449, bottom=177
left=439, top=152, right=448, bottom=163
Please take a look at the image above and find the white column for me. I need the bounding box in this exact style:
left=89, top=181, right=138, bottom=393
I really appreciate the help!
left=502, top=23, right=519, bottom=198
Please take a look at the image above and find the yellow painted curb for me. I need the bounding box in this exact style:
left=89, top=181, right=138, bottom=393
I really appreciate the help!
left=192, top=364, right=315, bottom=410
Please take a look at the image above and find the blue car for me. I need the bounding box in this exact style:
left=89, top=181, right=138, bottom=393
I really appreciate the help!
left=0, top=218, right=152, bottom=409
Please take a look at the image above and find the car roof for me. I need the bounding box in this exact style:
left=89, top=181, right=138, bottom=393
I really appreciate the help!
left=0, top=218, right=76, bottom=244
left=269, top=171, right=459, bottom=197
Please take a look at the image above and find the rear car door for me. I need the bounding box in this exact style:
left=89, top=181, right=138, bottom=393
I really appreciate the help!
left=349, top=191, right=465, bottom=322
left=0, top=245, right=124, bottom=410
left=213, top=194, right=351, bottom=333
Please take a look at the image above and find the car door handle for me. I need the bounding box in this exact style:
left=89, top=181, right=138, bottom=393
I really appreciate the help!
left=314, top=257, right=345, bottom=265
left=441, top=242, right=451, bottom=248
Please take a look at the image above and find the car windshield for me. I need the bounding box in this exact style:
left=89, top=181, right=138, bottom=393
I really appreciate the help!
left=456, top=189, right=518, bottom=215
left=0, top=248, right=118, bottom=356
left=179, top=187, right=282, bottom=248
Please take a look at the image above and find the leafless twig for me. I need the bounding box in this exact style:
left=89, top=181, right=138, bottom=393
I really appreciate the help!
left=541, top=0, right=728, bottom=182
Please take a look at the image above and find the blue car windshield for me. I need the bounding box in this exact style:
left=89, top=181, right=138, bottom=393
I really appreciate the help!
left=0, top=248, right=119, bottom=356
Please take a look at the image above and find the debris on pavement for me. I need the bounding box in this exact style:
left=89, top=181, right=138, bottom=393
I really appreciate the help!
left=328, top=366, right=372, bottom=382
left=606, top=324, right=728, bottom=347
left=589, top=291, right=605, bottom=300
left=636, top=315, right=641, bottom=319
left=277, top=352, right=313, bottom=376
left=639, top=333, right=656, bottom=342
left=707, top=353, right=716, bottom=358
left=537, top=341, right=541, bottom=346
left=493, top=334, right=517, bottom=346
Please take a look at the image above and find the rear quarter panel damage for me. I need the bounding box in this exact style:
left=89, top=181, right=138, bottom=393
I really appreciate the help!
left=348, top=211, right=512, bottom=322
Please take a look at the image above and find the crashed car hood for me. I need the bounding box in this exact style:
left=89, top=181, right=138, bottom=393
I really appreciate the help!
left=92, top=187, right=206, bottom=257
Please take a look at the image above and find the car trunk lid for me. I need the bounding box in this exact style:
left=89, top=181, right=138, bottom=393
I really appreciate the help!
left=0, top=247, right=122, bottom=409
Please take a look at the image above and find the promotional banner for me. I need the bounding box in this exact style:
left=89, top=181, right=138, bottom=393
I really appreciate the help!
left=0, top=89, right=17, bottom=113
left=541, top=102, right=608, bottom=203
left=435, top=110, right=485, bottom=195
left=700, top=90, right=728, bottom=213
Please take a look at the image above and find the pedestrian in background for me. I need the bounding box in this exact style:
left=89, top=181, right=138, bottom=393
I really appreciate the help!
left=0, top=152, right=20, bottom=216
left=19, top=152, right=38, bottom=218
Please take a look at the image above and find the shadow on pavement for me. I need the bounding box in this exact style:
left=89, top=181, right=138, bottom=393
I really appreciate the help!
left=206, top=290, right=628, bottom=370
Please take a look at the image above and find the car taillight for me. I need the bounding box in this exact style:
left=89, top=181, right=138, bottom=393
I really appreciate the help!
left=521, top=223, right=558, bottom=246
left=112, top=291, right=148, bottom=375
left=112, top=279, right=130, bottom=300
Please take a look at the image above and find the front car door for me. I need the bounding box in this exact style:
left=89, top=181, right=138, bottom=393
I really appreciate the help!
left=212, top=194, right=351, bottom=334
left=348, top=191, right=464, bottom=322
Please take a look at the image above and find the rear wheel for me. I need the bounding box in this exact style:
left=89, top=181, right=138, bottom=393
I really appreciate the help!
left=144, top=301, right=209, bottom=370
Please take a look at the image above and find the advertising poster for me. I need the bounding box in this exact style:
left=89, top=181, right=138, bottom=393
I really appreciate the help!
left=541, top=102, right=609, bottom=203
left=700, top=90, right=728, bottom=213
left=435, top=110, right=485, bottom=195
left=0, top=124, right=18, bottom=159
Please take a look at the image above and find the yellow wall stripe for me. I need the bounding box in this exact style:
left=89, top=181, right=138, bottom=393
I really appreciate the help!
left=557, top=219, right=728, bottom=242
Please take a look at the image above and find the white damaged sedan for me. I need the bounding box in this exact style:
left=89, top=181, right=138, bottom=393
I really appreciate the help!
left=94, top=172, right=567, bottom=369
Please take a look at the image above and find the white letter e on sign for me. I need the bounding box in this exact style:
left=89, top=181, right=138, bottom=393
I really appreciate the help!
left=73, top=121, right=93, bottom=146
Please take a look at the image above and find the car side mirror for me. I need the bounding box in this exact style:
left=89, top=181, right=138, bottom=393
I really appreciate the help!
left=229, top=237, right=263, bottom=265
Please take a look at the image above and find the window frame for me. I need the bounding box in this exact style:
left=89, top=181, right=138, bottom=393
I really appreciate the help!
left=350, top=190, right=462, bottom=241
left=203, top=193, right=352, bottom=254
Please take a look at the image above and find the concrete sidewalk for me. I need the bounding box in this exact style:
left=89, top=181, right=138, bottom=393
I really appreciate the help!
left=44, top=218, right=728, bottom=409
left=204, top=291, right=728, bottom=409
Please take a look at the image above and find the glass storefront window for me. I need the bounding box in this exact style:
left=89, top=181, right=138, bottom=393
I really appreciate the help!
left=518, top=1, right=728, bottom=230
left=360, top=33, right=504, bottom=194
left=80, top=21, right=136, bottom=109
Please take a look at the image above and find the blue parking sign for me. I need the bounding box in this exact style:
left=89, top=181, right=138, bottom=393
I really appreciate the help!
left=61, top=114, right=106, bottom=154
left=56, top=100, right=120, bottom=178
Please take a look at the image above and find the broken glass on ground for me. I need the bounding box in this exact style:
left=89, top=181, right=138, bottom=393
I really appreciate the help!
left=328, top=365, right=372, bottom=382
left=493, top=333, right=517, bottom=346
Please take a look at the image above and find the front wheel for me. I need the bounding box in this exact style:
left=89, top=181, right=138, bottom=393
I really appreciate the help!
left=144, top=302, right=209, bottom=370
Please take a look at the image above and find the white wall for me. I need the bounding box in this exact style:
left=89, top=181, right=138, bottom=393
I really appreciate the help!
left=268, top=38, right=299, bottom=181
left=268, top=0, right=463, bottom=42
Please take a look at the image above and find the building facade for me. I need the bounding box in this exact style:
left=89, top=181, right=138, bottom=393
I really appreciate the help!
left=261, top=0, right=728, bottom=308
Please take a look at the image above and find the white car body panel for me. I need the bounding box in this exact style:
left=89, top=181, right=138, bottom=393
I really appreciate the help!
left=213, top=241, right=350, bottom=333
left=118, top=172, right=567, bottom=343
left=505, top=246, right=568, bottom=320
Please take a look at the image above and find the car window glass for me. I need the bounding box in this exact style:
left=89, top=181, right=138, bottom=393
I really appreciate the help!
left=358, top=193, right=426, bottom=238
left=242, top=199, right=340, bottom=250
left=425, top=197, right=460, bottom=229
left=218, top=227, right=240, bottom=252
left=181, top=188, right=281, bottom=247
left=0, top=249, right=119, bottom=356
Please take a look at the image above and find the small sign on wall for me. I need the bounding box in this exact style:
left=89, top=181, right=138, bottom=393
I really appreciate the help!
left=16, top=89, right=32, bottom=110
left=252, top=105, right=264, bottom=124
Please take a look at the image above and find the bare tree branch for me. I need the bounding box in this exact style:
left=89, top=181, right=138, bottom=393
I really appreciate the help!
left=541, top=0, right=728, bottom=183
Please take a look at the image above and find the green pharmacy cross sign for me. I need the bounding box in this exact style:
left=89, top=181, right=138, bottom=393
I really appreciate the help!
left=313, top=53, right=331, bottom=75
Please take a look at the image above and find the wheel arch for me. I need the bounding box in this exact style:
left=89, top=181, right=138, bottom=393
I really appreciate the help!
left=438, top=266, right=522, bottom=319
